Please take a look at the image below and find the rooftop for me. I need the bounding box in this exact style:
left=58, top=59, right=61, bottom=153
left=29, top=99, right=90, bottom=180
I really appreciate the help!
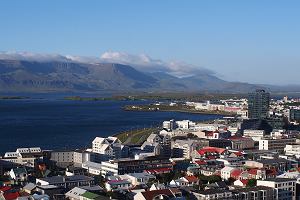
left=260, top=178, right=297, bottom=182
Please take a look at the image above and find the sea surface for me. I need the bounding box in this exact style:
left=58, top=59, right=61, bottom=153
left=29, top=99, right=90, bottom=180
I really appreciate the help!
left=0, top=99, right=222, bottom=153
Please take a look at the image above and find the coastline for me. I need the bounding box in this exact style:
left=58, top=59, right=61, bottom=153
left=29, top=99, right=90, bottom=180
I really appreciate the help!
left=123, top=104, right=233, bottom=116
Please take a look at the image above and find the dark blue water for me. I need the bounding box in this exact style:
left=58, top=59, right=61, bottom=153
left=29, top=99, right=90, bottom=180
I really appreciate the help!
left=0, top=99, right=221, bottom=153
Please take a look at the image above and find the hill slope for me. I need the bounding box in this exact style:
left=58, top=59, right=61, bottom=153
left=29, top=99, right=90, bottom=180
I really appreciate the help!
left=0, top=59, right=264, bottom=93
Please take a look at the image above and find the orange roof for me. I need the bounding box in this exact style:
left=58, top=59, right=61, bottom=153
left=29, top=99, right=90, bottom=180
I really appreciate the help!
left=185, top=175, right=199, bottom=183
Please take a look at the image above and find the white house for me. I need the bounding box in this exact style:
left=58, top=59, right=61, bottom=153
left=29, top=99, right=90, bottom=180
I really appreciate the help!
left=122, top=172, right=156, bottom=186
left=10, top=167, right=27, bottom=182
left=65, top=187, right=87, bottom=200
left=105, top=179, right=132, bottom=191
left=221, top=166, right=235, bottom=180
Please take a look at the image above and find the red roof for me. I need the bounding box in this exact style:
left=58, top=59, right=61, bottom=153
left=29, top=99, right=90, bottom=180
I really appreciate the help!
left=141, top=189, right=175, bottom=200
left=231, top=169, right=242, bottom=178
left=266, top=169, right=277, bottom=176
left=0, top=186, right=11, bottom=192
left=233, top=151, right=243, bottom=156
left=197, top=147, right=226, bottom=155
left=184, top=175, right=198, bottom=183
left=240, top=179, right=249, bottom=185
left=229, top=136, right=250, bottom=141
left=3, top=192, right=20, bottom=200
left=145, top=168, right=172, bottom=174
left=194, top=160, right=207, bottom=165
left=248, top=169, right=258, bottom=175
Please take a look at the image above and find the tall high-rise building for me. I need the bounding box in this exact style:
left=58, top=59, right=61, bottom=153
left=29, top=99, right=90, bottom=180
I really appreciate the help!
left=248, top=89, right=270, bottom=119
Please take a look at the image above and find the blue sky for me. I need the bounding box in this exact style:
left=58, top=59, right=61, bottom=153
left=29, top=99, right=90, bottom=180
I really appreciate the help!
left=0, top=0, right=299, bottom=85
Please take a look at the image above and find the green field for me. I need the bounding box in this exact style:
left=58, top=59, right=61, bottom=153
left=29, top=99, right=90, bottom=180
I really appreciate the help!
left=115, top=127, right=160, bottom=145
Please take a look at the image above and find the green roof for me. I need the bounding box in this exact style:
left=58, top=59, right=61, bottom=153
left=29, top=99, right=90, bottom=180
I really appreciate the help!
left=81, top=191, right=100, bottom=199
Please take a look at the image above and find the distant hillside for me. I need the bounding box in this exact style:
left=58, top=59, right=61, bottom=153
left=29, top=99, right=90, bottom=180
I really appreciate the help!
left=0, top=59, right=271, bottom=93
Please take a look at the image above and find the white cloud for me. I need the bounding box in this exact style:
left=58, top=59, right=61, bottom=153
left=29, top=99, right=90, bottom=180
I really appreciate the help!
left=0, top=51, right=214, bottom=77
left=0, top=51, right=69, bottom=62
left=99, top=51, right=214, bottom=77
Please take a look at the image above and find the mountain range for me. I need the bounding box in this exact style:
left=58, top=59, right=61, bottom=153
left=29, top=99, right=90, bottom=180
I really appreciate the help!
left=0, top=59, right=298, bottom=93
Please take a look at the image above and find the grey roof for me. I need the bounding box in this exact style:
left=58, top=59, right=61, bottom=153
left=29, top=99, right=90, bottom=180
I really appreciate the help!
left=197, top=189, right=231, bottom=195
left=128, top=172, right=155, bottom=179
left=39, top=175, right=93, bottom=184
left=12, top=167, right=27, bottom=175
left=206, top=181, right=228, bottom=189
left=232, top=186, right=274, bottom=193
left=261, top=178, right=297, bottom=182
left=23, top=183, right=36, bottom=191
left=80, top=185, right=104, bottom=191
left=258, top=158, right=289, bottom=164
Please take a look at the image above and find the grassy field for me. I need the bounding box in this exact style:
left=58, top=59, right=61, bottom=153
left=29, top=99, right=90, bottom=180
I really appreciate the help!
left=115, top=127, right=160, bottom=145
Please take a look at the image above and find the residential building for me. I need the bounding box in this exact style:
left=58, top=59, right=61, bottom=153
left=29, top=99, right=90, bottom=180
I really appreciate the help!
left=82, top=161, right=102, bottom=175
left=134, top=188, right=183, bottom=200
left=229, top=136, right=255, bottom=150
left=284, top=144, right=300, bottom=158
left=105, top=179, right=132, bottom=191
left=192, top=189, right=233, bottom=200
left=65, top=187, right=87, bottom=200
left=231, top=186, right=276, bottom=200
left=123, top=172, right=156, bottom=186
left=92, top=136, right=122, bottom=159
left=169, top=175, right=199, bottom=187
left=257, top=178, right=297, bottom=200
left=243, top=129, right=265, bottom=141
left=172, top=139, right=203, bottom=159
left=100, top=156, right=173, bottom=175
left=259, top=138, right=296, bottom=152
left=221, top=166, right=236, bottom=180
left=162, top=119, right=175, bottom=131
left=9, top=167, right=27, bottom=182
left=50, top=150, right=74, bottom=168
left=1, top=147, right=43, bottom=167
left=36, top=175, right=94, bottom=189
left=245, top=158, right=291, bottom=172
left=290, top=109, right=300, bottom=122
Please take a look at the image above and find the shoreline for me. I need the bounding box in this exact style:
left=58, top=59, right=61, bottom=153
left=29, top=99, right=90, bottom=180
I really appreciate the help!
left=123, top=105, right=234, bottom=116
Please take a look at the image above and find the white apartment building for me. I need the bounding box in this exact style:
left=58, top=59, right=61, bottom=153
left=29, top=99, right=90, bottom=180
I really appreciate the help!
left=259, top=138, right=296, bottom=151
left=243, top=129, right=265, bottom=141
left=100, top=161, right=119, bottom=176
left=176, top=120, right=196, bottom=130
left=171, top=139, right=200, bottom=159
left=257, top=178, right=296, bottom=200
left=92, top=137, right=120, bottom=157
left=50, top=151, right=74, bottom=167
left=163, top=119, right=175, bottom=131
left=82, top=161, right=102, bottom=175
left=2, top=147, right=43, bottom=167
left=284, top=144, right=300, bottom=158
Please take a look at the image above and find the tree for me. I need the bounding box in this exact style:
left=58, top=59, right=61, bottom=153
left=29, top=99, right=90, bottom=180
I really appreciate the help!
left=247, top=179, right=257, bottom=187
left=227, top=177, right=236, bottom=185
left=208, top=175, right=221, bottom=183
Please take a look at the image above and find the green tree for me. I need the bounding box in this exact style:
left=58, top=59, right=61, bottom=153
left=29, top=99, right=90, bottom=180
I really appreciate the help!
left=247, top=179, right=257, bottom=187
